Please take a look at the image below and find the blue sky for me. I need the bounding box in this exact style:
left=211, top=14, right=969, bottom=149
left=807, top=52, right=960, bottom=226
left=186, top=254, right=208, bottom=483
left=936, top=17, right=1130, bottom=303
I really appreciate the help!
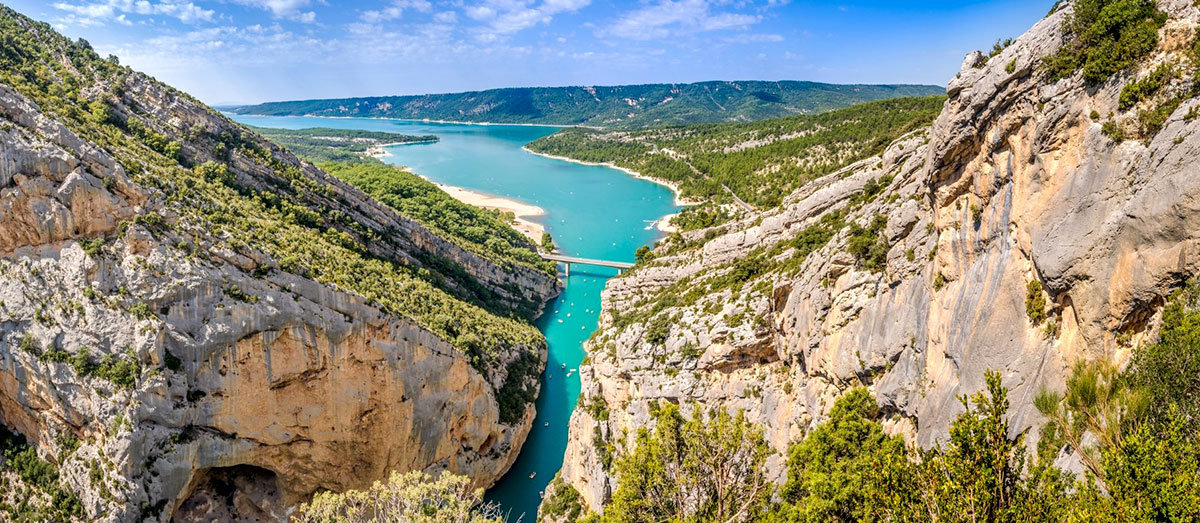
left=7, top=0, right=1051, bottom=105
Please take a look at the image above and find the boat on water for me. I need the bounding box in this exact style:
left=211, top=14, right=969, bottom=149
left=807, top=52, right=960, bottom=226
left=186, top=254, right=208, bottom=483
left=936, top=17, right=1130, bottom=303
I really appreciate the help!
left=530, top=472, right=536, bottom=479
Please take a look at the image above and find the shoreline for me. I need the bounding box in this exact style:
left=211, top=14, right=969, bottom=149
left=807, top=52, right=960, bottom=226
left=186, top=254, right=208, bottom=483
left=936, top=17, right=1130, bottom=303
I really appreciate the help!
left=423, top=178, right=547, bottom=245
left=368, top=139, right=438, bottom=158
left=521, top=147, right=703, bottom=207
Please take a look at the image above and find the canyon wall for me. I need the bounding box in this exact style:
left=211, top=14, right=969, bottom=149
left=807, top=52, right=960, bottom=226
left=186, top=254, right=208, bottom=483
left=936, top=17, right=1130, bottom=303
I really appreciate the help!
left=553, top=0, right=1200, bottom=512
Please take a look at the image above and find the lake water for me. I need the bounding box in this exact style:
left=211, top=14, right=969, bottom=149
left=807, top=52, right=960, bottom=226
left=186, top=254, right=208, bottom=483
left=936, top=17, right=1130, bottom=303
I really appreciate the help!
left=229, top=115, right=680, bottom=520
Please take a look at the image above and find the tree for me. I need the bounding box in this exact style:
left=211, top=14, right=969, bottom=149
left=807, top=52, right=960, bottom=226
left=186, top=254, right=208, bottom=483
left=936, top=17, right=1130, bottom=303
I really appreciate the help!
left=912, top=371, right=1036, bottom=523
left=773, top=387, right=910, bottom=523
left=604, top=403, right=772, bottom=523
left=634, top=245, right=653, bottom=265
left=1129, top=276, right=1200, bottom=430
left=1034, top=361, right=1147, bottom=481
left=294, top=470, right=503, bottom=523
left=541, top=232, right=555, bottom=253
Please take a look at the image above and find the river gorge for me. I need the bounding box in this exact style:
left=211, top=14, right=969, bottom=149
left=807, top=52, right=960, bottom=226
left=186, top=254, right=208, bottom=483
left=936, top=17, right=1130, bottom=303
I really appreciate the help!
left=229, top=115, right=679, bottom=519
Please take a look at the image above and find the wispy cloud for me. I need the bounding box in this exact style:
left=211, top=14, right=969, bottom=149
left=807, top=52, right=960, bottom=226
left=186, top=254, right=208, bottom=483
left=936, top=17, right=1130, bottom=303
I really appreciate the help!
left=361, top=0, right=433, bottom=23
left=229, top=0, right=317, bottom=23
left=466, top=0, right=591, bottom=42
left=51, top=0, right=215, bottom=25
left=604, top=0, right=762, bottom=40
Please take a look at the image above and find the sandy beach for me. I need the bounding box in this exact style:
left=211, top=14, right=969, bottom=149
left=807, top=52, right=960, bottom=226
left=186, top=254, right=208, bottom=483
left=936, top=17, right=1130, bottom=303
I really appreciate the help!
left=368, top=139, right=437, bottom=159
left=650, top=212, right=680, bottom=234
left=434, top=183, right=546, bottom=245
left=521, top=147, right=703, bottom=207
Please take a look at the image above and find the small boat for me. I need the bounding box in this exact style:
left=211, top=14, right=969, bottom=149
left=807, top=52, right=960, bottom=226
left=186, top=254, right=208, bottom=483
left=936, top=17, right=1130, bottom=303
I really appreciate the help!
left=570, top=369, right=577, bottom=372
left=529, top=472, right=536, bottom=479
left=561, top=363, right=566, bottom=368
left=544, top=422, right=549, bottom=427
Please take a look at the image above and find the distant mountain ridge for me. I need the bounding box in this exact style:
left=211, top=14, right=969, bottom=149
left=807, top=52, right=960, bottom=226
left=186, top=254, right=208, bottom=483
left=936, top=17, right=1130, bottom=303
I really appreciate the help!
left=229, top=80, right=945, bottom=128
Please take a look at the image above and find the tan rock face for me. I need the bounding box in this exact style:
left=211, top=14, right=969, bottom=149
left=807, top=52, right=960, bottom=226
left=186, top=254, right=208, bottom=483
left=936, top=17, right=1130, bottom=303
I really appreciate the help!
left=554, top=0, right=1200, bottom=513
left=0, top=27, right=557, bottom=521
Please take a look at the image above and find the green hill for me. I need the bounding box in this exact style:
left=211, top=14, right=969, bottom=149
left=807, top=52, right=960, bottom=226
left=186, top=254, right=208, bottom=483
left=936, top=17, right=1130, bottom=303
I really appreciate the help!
left=229, top=81, right=944, bottom=129
left=527, top=95, right=946, bottom=213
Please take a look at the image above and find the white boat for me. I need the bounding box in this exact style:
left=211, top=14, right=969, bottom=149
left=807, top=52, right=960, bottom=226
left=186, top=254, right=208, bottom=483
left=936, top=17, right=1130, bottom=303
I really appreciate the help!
left=529, top=472, right=536, bottom=479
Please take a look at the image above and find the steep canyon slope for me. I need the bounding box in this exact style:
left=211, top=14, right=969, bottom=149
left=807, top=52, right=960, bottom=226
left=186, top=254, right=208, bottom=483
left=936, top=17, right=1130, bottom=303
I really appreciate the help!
left=0, top=6, right=558, bottom=522
left=553, top=0, right=1200, bottom=513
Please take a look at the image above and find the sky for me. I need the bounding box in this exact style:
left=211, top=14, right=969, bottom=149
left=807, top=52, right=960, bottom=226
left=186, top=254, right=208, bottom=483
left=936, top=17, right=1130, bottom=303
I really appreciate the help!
left=6, top=0, right=1052, bottom=105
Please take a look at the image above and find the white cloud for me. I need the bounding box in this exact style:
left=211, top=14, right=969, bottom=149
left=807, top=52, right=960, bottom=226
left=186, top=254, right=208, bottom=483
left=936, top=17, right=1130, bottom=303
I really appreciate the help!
left=466, top=0, right=591, bottom=42
left=721, top=32, right=783, bottom=44
left=605, top=0, right=761, bottom=40
left=361, top=0, right=433, bottom=23
left=51, top=0, right=215, bottom=25
left=230, top=0, right=318, bottom=22
left=104, top=22, right=336, bottom=71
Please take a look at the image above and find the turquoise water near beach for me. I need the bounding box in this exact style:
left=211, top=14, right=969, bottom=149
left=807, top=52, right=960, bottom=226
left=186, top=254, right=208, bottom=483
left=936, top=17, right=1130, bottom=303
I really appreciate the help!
left=229, top=115, right=680, bottom=520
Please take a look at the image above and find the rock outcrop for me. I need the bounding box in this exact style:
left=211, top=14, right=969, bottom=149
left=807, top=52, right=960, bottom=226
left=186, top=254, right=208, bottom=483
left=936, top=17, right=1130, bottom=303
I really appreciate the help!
left=554, top=0, right=1200, bottom=513
left=0, top=8, right=559, bottom=522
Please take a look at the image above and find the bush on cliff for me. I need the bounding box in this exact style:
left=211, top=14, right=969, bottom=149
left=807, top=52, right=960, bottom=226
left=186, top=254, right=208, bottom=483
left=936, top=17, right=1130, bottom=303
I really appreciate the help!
left=1043, top=0, right=1167, bottom=85
left=294, top=470, right=503, bottom=523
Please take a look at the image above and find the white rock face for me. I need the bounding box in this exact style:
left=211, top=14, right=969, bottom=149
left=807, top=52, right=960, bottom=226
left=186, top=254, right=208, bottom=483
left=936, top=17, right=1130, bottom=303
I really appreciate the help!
left=553, top=1, right=1200, bottom=513
left=0, top=23, right=560, bottom=521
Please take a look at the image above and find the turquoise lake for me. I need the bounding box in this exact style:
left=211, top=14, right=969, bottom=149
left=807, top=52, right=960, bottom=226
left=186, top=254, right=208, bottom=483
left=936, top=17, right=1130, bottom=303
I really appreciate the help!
left=229, top=115, right=680, bottom=520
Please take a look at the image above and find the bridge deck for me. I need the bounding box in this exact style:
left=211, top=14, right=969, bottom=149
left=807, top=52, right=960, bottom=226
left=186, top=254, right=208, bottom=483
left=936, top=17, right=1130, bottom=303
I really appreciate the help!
left=540, top=253, right=635, bottom=270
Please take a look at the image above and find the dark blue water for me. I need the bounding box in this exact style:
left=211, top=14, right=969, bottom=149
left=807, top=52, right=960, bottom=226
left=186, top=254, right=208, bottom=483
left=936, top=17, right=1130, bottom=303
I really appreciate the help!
left=229, top=115, right=680, bottom=520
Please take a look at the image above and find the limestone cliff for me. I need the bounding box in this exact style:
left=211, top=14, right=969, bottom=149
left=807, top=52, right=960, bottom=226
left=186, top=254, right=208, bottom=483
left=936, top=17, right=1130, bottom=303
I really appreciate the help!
left=0, top=7, right=558, bottom=522
left=554, top=0, right=1200, bottom=513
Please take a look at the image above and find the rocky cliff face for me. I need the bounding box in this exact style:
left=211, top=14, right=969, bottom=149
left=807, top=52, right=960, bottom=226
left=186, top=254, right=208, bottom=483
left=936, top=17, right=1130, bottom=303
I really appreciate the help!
left=554, top=0, right=1200, bottom=512
left=0, top=9, right=558, bottom=522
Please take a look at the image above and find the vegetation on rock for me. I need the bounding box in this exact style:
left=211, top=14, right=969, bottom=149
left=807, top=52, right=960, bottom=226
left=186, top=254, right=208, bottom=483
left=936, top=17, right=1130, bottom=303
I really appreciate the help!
left=527, top=96, right=944, bottom=211
left=1043, top=0, right=1167, bottom=85
left=0, top=5, right=547, bottom=388
left=294, top=470, right=503, bottom=523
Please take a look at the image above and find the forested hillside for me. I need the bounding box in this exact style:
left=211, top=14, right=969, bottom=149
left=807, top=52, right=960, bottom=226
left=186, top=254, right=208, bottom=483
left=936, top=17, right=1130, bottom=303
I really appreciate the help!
left=229, top=81, right=944, bottom=128
left=527, top=96, right=944, bottom=211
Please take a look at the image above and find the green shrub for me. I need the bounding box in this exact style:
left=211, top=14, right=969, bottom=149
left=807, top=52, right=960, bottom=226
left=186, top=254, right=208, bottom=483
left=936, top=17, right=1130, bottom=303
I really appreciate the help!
left=847, top=214, right=889, bottom=272
left=634, top=245, right=654, bottom=265
left=1137, top=96, right=1182, bottom=138
left=603, top=405, right=771, bottom=523
left=224, top=285, right=258, bottom=304
left=80, top=237, right=105, bottom=256
left=0, top=426, right=85, bottom=521
left=540, top=476, right=586, bottom=523
left=1026, top=280, right=1047, bottom=324
left=644, top=315, right=670, bottom=346
left=1102, top=120, right=1126, bottom=142
left=127, top=301, right=153, bottom=321
left=1119, top=62, right=1171, bottom=110
left=1129, top=276, right=1200, bottom=429
left=774, top=387, right=908, bottom=522
left=933, top=271, right=947, bottom=291
left=1043, top=0, right=1167, bottom=85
